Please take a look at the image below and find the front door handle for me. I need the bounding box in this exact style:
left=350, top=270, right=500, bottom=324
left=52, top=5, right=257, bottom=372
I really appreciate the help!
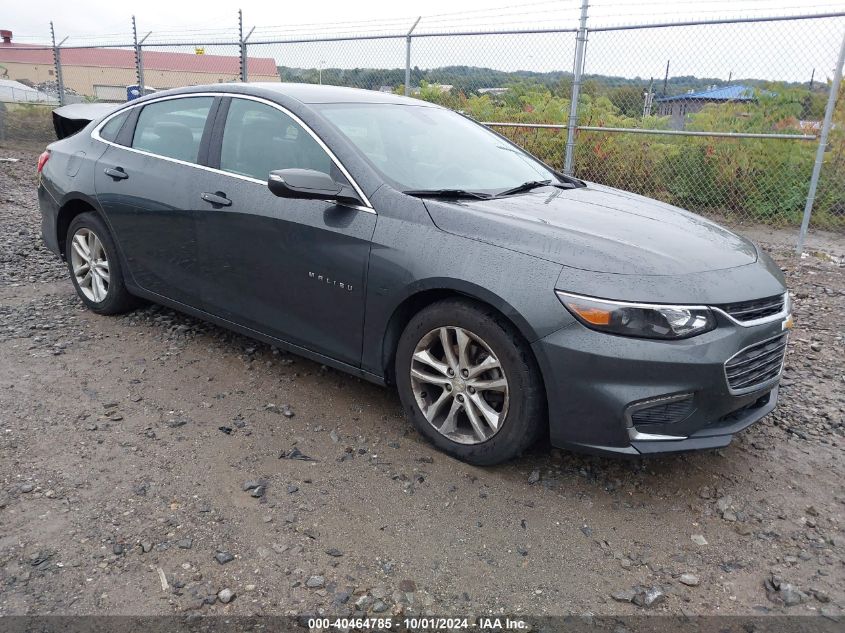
left=200, top=191, right=232, bottom=207
left=104, top=166, right=128, bottom=180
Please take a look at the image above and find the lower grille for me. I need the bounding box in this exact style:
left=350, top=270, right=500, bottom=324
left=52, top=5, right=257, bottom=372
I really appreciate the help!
left=630, top=395, right=694, bottom=427
left=725, top=334, right=787, bottom=392
left=717, top=391, right=772, bottom=425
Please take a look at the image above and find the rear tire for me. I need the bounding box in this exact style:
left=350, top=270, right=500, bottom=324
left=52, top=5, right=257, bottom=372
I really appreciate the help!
left=66, top=212, right=138, bottom=315
left=396, top=298, right=545, bottom=465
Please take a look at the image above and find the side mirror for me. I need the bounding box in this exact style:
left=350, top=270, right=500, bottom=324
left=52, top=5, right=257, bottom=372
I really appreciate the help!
left=268, top=168, right=359, bottom=205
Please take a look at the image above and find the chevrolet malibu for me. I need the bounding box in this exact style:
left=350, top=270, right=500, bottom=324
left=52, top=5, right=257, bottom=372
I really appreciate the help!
left=37, top=83, right=792, bottom=465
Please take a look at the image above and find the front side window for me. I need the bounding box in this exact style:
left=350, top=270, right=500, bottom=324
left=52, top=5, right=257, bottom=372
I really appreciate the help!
left=315, top=103, right=557, bottom=194
left=132, top=97, right=213, bottom=163
left=220, top=98, right=335, bottom=182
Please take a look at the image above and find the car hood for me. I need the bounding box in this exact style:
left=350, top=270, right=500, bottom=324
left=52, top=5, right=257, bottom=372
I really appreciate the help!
left=422, top=183, right=758, bottom=275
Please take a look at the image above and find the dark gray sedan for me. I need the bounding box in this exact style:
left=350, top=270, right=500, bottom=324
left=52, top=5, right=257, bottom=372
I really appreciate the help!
left=37, top=83, right=791, bottom=464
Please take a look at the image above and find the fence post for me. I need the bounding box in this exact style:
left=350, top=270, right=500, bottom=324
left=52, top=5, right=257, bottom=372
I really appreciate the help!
left=239, top=9, right=247, bottom=82
left=564, top=0, right=589, bottom=175
left=132, top=16, right=146, bottom=97
left=50, top=22, right=65, bottom=107
left=243, top=27, right=255, bottom=83
left=405, top=17, right=421, bottom=96
left=796, top=29, right=845, bottom=254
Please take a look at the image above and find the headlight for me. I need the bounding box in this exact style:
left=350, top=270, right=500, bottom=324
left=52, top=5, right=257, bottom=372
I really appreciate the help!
left=556, top=292, right=716, bottom=340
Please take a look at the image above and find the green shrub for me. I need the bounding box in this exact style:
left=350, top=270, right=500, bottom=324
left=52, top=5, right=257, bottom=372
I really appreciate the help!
left=411, top=81, right=843, bottom=230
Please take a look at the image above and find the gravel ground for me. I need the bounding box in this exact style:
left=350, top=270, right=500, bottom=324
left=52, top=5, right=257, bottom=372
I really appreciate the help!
left=1, top=144, right=843, bottom=619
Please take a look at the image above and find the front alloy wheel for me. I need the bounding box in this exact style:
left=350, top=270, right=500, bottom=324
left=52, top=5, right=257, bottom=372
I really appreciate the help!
left=396, top=298, right=545, bottom=465
left=411, top=326, right=509, bottom=444
left=70, top=228, right=110, bottom=303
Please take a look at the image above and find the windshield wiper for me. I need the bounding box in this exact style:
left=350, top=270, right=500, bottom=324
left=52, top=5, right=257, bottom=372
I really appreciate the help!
left=403, top=189, right=493, bottom=200
left=496, top=179, right=573, bottom=197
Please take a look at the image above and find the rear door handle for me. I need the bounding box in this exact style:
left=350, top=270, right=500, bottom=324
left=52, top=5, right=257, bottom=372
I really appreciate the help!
left=200, top=191, right=232, bottom=207
left=104, top=166, right=128, bottom=180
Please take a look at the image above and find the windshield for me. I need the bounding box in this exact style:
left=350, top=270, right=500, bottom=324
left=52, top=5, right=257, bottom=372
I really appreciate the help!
left=315, top=103, right=558, bottom=194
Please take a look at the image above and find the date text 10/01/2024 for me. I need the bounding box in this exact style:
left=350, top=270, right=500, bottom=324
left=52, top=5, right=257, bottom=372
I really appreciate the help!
left=307, top=617, right=529, bottom=630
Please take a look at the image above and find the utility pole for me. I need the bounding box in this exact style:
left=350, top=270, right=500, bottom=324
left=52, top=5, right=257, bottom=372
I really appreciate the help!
left=809, top=68, right=815, bottom=91
left=662, top=59, right=670, bottom=96
left=564, top=0, right=589, bottom=175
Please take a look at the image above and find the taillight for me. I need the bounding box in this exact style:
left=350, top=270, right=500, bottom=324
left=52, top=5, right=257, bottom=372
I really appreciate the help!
left=37, top=150, right=50, bottom=174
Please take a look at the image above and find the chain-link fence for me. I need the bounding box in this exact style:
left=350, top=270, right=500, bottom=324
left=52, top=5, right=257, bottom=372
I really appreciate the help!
left=139, top=43, right=266, bottom=88
left=1, top=6, right=843, bottom=240
left=251, top=37, right=407, bottom=92
left=0, top=45, right=57, bottom=144
left=571, top=15, right=845, bottom=231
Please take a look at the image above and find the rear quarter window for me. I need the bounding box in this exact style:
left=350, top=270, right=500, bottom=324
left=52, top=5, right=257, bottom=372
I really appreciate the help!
left=99, top=111, right=130, bottom=143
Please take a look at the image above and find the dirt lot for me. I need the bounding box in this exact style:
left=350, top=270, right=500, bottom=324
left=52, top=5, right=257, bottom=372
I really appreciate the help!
left=1, top=144, right=843, bottom=620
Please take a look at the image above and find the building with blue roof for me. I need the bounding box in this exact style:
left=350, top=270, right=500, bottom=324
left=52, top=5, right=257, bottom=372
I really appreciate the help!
left=655, top=84, right=758, bottom=129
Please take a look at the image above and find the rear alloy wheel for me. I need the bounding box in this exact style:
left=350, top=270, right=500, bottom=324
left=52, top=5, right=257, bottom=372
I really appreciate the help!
left=66, top=212, right=139, bottom=315
left=396, top=298, right=545, bottom=465
left=70, top=228, right=110, bottom=303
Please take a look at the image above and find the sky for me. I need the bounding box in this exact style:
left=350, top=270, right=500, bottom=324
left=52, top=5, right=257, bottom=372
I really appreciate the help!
left=6, top=0, right=845, bottom=83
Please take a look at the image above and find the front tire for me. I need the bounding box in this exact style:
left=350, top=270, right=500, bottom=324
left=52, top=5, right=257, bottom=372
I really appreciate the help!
left=395, top=298, right=545, bottom=465
left=66, top=212, right=138, bottom=315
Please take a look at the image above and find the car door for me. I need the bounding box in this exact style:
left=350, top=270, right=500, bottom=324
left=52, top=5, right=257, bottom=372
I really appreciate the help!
left=94, top=95, right=218, bottom=308
left=194, top=96, right=377, bottom=366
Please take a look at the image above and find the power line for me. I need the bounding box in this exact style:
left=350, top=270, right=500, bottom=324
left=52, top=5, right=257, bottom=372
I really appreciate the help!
left=239, top=1, right=581, bottom=33
left=587, top=6, right=845, bottom=23
left=21, top=3, right=844, bottom=46
left=593, top=0, right=834, bottom=5
left=249, top=10, right=581, bottom=36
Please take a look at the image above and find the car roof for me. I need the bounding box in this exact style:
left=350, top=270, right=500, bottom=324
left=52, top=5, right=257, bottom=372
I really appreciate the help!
left=163, top=82, right=439, bottom=106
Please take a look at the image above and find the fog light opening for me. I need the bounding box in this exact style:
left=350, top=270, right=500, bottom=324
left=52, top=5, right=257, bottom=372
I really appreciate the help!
left=627, top=393, right=696, bottom=428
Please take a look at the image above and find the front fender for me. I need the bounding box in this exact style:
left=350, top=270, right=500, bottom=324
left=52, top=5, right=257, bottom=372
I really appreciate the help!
left=360, top=211, right=569, bottom=379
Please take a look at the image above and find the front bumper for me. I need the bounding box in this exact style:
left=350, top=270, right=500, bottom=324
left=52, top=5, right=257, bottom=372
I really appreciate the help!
left=532, top=311, right=788, bottom=456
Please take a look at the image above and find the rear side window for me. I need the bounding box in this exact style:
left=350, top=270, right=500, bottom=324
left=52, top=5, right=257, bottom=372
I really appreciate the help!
left=99, top=111, right=130, bottom=143
left=220, top=98, right=335, bottom=182
left=132, top=97, right=213, bottom=163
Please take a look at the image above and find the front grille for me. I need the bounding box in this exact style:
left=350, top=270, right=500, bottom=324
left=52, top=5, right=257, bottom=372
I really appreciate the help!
left=717, top=294, right=785, bottom=323
left=630, top=395, right=694, bottom=427
left=725, top=334, right=787, bottom=392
